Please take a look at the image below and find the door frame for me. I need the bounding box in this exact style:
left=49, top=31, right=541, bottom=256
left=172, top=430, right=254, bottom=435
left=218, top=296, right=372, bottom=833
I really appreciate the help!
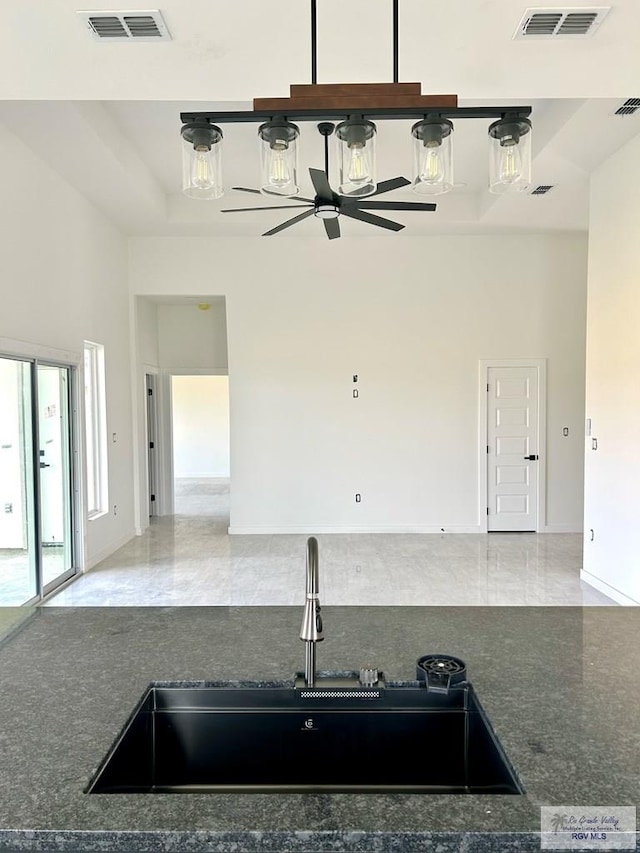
left=38, top=360, right=79, bottom=597
left=159, top=367, right=230, bottom=518
left=478, top=358, right=547, bottom=534
left=145, top=372, right=160, bottom=518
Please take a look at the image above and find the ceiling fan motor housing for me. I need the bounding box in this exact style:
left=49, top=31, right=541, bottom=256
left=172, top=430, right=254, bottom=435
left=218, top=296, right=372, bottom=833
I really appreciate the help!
left=315, top=203, right=340, bottom=219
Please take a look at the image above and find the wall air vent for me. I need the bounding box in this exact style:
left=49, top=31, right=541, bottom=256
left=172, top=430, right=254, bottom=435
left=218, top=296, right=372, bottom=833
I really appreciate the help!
left=614, top=99, right=640, bottom=116
left=514, top=7, right=610, bottom=39
left=530, top=185, right=554, bottom=195
left=77, top=10, right=171, bottom=41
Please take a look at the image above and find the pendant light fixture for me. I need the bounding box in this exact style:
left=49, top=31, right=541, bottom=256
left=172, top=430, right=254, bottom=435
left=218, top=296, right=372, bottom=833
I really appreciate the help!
left=488, top=116, right=532, bottom=194
left=181, top=118, right=223, bottom=200
left=258, top=118, right=300, bottom=196
left=411, top=117, right=454, bottom=195
left=179, top=1, right=534, bottom=211
left=335, top=118, right=377, bottom=197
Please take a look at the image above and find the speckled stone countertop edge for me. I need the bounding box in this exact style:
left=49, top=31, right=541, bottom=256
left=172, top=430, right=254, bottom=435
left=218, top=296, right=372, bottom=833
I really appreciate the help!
left=3, top=828, right=627, bottom=853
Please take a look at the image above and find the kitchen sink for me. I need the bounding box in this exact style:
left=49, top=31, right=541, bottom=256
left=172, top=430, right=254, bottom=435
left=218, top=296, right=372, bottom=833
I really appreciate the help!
left=87, top=680, right=524, bottom=794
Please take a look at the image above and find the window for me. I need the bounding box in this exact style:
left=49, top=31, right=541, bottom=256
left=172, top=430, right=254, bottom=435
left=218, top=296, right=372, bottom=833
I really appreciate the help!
left=83, top=341, right=108, bottom=518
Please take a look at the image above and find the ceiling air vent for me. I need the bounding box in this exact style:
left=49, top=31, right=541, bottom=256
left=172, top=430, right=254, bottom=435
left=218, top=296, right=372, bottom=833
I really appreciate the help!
left=77, top=10, right=171, bottom=41
left=530, top=185, right=554, bottom=195
left=514, top=7, right=610, bottom=39
left=614, top=99, right=640, bottom=116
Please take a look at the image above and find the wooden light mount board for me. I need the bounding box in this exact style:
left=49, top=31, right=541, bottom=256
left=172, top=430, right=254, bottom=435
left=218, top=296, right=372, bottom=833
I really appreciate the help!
left=254, top=83, right=458, bottom=113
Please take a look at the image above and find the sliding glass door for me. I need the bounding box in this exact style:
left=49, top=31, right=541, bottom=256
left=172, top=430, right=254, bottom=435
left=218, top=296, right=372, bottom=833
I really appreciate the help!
left=37, top=365, right=75, bottom=593
left=0, top=358, right=37, bottom=604
left=0, top=356, right=77, bottom=605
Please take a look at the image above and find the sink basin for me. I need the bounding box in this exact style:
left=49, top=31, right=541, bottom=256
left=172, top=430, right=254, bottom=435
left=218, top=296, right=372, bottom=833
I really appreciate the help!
left=87, top=680, right=523, bottom=794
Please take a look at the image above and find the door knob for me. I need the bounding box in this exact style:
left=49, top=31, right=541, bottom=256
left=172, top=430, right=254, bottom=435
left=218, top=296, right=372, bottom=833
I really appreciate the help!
left=524, top=454, right=539, bottom=461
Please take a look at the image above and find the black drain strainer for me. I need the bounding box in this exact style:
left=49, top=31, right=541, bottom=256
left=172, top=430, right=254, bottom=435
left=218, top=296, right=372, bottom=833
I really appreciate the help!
left=416, top=654, right=467, bottom=693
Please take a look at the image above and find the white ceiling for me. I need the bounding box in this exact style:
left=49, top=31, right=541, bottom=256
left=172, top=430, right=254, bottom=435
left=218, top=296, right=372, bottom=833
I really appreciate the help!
left=1, top=0, right=640, bottom=237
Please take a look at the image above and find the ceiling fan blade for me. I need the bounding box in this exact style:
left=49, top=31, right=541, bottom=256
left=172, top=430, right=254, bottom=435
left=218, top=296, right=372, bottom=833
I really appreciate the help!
left=351, top=200, right=437, bottom=212
left=323, top=218, right=340, bottom=240
left=309, top=168, right=333, bottom=201
left=341, top=208, right=405, bottom=232
left=231, top=186, right=262, bottom=195
left=262, top=208, right=315, bottom=236
left=368, top=177, right=412, bottom=197
left=221, top=205, right=313, bottom=213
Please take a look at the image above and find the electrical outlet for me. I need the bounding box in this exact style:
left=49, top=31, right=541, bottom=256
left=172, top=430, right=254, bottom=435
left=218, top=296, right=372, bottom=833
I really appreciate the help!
left=4, top=503, right=12, bottom=514
left=113, top=504, right=118, bottom=516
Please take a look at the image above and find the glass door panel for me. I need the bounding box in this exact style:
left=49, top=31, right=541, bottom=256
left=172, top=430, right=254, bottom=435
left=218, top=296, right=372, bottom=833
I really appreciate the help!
left=37, top=365, right=74, bottom=591
left=0, top=357, right=37, bottom=605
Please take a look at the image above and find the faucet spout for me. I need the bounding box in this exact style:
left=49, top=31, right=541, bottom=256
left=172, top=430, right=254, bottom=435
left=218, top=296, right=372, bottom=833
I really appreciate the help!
left=300, top=536, right=323, bottom=686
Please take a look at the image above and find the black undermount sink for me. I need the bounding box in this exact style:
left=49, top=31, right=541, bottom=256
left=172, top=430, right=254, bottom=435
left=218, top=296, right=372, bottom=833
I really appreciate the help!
left=87, top=679, right=524, bottom=794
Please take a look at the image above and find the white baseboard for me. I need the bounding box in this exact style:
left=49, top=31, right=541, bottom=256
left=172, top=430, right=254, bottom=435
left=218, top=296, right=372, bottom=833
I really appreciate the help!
left=85, top=528, right=136, bottom=570
left=580, top=570, right=639, bottom=606
left=228, top=524, right=482, bottom=535
left=541, top=524, right=583, bottom=533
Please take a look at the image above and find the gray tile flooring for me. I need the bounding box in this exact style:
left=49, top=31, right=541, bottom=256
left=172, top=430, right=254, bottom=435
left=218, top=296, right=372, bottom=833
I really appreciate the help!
left=0, top=545, right=65, bottom=606
left=45, top=478, right=617, bottom=607
left=0, top=549, right=35, bottom=605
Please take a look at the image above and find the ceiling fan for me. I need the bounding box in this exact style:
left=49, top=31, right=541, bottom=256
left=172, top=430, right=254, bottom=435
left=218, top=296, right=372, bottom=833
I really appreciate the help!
left=220, top=123, right=437, bottom=240
left=222, top=167, right=436, bottom=240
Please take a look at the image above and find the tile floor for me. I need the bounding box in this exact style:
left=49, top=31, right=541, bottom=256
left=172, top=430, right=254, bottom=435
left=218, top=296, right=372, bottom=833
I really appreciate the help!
left=1, top=545, right=65, bottom=606
left=44, top=478, right=616, bottom=607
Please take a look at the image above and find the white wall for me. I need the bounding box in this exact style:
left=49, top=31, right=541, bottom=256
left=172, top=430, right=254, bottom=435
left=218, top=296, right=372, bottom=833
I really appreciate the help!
left=130, top=234, right=588, bottom=534
left=0, top=121, right=134, bottom=569
left=583, top=131, right=640, bottom=605
left=172, top=376, right=230, bottom=478
left=158, top=304, right=228, bottom=370
left=136, top=298, right=159, bottom=368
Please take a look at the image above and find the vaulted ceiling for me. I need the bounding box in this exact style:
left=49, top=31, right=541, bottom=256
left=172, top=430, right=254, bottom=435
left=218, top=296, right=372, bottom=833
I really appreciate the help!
left=1, top=0, right=640, bottom=236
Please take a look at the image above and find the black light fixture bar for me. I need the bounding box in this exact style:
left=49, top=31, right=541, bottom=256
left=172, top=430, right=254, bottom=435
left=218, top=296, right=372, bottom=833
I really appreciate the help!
left=393, top=0, right=399, bottom=84
left=180, top=106, right=532, bottom=125
left=311, top=0, right=317, bottom=85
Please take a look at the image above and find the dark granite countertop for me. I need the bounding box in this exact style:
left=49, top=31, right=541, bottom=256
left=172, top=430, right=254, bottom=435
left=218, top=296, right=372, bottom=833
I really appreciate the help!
left=0, top=606, right=638, bottom=852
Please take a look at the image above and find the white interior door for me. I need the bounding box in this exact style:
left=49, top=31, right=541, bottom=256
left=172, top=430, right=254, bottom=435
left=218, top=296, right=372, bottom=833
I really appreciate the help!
left=487, top=366, right=539, bottom=532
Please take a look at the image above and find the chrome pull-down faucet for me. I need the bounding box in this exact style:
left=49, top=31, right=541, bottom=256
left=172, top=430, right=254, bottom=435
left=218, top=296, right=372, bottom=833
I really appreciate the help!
left=300, top=536, right=324, bottom=686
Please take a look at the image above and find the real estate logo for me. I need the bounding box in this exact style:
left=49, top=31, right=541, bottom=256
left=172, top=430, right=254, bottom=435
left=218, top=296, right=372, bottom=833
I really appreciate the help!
left=541, top=806, right=637, bottom=850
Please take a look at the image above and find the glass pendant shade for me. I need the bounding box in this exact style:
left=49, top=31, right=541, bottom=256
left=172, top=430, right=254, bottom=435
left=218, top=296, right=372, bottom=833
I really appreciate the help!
left=336, top=118, right=377, bottom=197
left=181, top=121, right=223, bottom=200
left=488, top=117, right=532, bottom=194
left=411, top=118, right=454, bottom=195
left=258, top=120, right=300, bottom=196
